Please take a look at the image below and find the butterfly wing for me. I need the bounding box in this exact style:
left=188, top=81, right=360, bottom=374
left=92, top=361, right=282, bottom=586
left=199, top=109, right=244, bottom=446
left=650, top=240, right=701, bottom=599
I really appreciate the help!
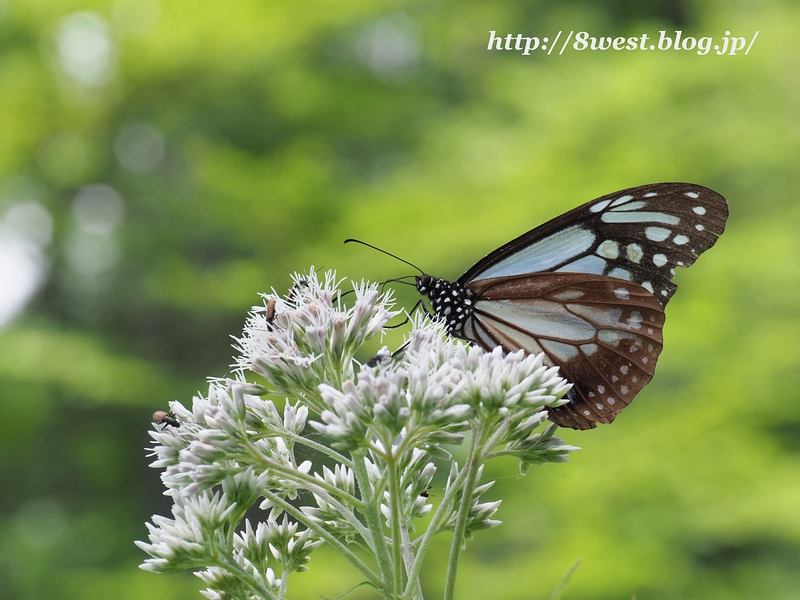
left=460, top=273, right=665, bottom=429
left=459, top=183, right=728, bottom=306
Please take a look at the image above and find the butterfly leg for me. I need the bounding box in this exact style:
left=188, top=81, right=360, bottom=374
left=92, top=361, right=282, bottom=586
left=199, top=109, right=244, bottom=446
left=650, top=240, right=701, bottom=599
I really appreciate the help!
left=384, top=298, right=430, bottom=330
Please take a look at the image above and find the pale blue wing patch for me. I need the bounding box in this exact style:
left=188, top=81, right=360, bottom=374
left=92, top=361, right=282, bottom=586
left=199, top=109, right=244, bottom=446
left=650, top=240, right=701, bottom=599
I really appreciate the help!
left=474, top=299, right=596, bottom=342
left=472, top=225, right=596, bottom=281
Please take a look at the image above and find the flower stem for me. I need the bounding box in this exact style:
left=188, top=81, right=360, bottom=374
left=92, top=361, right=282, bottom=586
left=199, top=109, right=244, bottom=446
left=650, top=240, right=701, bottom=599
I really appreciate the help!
left=352, top=449, right=394, bottom=596
left=401, top=460, right=471, bottom=599
left=261, top=490, right=381, bottom=587
left=387, top=454, right=405, bottom=597
left=400, top=524, right=422, bottom=600
left=443, top=423, right=486, bottom=600
left=278, top=565, right=289, bottom=600
left=282, top=430, right=354, bottom=468
left=217, top=554, right=279, bottom=600
left=243, top=439, right=363, bottom=508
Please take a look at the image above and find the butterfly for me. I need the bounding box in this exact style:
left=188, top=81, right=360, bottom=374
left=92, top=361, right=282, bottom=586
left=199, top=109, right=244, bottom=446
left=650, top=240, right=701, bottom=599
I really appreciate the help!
left=414, top=182, right=728, bottom=429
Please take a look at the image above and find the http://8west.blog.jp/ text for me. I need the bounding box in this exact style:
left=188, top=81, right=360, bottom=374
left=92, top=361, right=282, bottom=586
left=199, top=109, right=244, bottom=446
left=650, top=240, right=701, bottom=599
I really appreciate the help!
left=487, top=30, right=759, bottom=57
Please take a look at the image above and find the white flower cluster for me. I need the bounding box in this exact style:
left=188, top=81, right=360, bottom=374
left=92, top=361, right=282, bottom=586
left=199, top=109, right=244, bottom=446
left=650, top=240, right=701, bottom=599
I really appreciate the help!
left=138, top=269, right=579, bottom=600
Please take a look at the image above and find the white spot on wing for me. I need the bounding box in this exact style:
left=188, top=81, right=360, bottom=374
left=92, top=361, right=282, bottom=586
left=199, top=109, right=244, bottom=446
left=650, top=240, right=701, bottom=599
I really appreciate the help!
left=610, top=194, right=634, bottom=207
left=551, top=290, right=584, bottom=301
left=626, top=311, right=642, bottom=329
left=601, top=212, right=680, bottom=225
left=645, top=227, right=671, bottom=242
left=597, top=384, right=605, bottom=393
left=597, top=239, right=620, bottom=259
left=621, top=385, right=629, bottom=394
left=598, top=330, right=624, bottom=345
left=693, top=206, right=706, bottom=215
left=590, top=199, right=612, bottom=213
left=685, top=191, right=700, bottom=198
left=609, top=201, right=646, bottom=212
left=644, top=192, right=658, bottom=197
left=673, top=235, right=689, bottom=245
left=625, top=243, right=643, bottom=263
left=614, top=287, right=629, bottom=300
left=581, top=343, right=599, bottom=356
left=695, top=224, right=705, bottom=231
left=641, top=281, right=654, bottom=293
left=653, top=253, right=668, bottom=267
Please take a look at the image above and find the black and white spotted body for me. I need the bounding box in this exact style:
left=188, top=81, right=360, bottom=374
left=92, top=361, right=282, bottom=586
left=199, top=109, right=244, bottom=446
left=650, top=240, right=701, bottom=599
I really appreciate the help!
left=416, top=274, right=475, bottom=334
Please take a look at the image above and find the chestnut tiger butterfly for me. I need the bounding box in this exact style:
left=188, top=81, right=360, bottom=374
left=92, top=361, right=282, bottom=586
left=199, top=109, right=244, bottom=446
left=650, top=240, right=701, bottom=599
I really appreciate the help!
left=406, top=182, right=728, bottom=430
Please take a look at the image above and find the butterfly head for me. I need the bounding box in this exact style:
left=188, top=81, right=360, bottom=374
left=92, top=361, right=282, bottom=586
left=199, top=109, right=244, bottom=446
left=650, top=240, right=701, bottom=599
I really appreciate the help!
left=415, top=274, right=434, bottom=295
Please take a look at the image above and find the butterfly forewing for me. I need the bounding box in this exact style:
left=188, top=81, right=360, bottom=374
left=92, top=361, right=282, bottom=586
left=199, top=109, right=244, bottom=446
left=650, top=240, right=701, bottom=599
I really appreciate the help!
left=460, top=183, right=728, bottom=306
left=459, top=273, right=664, bottom=429
left=417, top=182, right=727, bottom=429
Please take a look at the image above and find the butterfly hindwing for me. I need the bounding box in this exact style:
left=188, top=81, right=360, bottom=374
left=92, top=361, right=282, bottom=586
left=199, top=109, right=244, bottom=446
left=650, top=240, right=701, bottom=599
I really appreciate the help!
left=459, top=273, right=665, bottom=429
left=460, top=183, right=728, bottom=306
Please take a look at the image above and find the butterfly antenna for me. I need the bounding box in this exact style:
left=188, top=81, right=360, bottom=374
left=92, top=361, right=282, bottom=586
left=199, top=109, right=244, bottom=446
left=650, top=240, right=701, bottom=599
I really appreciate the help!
left=344, top=239, right=424, bottom=275
left=383, top=275, right=417, bottom=286
left=379, top=276, right=417, bottom=292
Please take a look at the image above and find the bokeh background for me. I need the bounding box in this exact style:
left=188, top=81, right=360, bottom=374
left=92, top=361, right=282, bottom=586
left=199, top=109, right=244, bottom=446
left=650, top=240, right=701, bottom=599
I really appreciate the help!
left=1, top=0, right=798, bottom=598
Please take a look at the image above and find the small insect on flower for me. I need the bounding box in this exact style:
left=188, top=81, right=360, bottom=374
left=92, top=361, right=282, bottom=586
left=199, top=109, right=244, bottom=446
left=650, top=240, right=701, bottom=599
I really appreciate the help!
left=153, top=411, right=180, bottom=429
left=286, top=279, right=308, bottom=303
left=265, top=279, right=309, bottom=330
left=364, top=342, right=409, bottom=368
left=265, top=298, right=278, bottom=330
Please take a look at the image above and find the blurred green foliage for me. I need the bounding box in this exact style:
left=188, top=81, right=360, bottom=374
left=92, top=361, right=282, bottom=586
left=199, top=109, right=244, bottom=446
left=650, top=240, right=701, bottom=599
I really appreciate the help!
left=0, top=0, right=798, bottom=598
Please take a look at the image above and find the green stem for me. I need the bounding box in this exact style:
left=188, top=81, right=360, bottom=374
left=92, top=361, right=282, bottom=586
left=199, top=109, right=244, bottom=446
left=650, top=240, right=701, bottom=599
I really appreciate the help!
left=278, top=564, right=289, bottom=600
left=217, top=554, right=279, bottom=600
left=258, top=454, right=363, bottom=508
left=242, top=439, right=365, bottom=527
left=282, top=430, right=354, bottom=468
left=352, top=449, right=394, bottom=596
left=443, top=423, right=486, bottom=600
left=400, top=524, right=422, bottom=600
left=401, top=457, right=472, bottom=599
left=387, top=455, right=405, bottom=597
left=483, top=414, right=512, bottom=455
left=261, top=490, right=381, bottom=587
